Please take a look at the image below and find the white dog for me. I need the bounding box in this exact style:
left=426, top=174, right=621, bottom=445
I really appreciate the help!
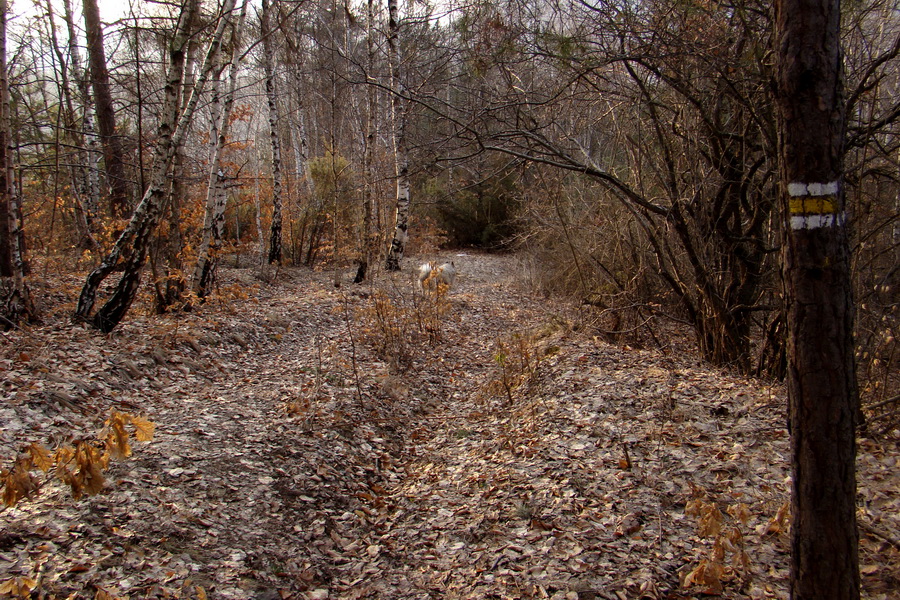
left=417, top=261, right=457, bottom=292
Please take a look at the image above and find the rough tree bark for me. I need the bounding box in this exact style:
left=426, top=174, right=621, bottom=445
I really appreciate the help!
left=261, top=0, right=283, bottom=265
left=192, top=0, right=248, bottom=299
left=155, top=35, right=199, bottom=314
left=75, top=0, right=236, bottom=332
left=0, top=0, right=34, bottom=325
left=83, top=0, right=130, bottom=219
left=774, top=0, right=860, bottom=598
left=384, top=0, right=409, bottom=272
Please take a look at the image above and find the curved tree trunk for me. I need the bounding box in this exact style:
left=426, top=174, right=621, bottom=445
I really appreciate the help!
left=193, top=0, right=247, bottom=299
left=75, top=0, right=236, bottom=332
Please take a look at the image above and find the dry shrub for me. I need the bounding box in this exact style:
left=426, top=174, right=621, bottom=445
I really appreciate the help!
left=356, top=282, right=453, bottom=371
left=517, top=179, right=670, bottom=349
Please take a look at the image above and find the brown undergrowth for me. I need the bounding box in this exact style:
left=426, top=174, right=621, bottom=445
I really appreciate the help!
left=0, top=252, right=897, bottom=599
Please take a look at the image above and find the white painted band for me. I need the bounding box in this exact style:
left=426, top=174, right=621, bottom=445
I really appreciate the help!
left=791, top=213, right=845, bottom=230
left=788, top=182, right=808, bottom=197
left=788, top=181, right=839, bottom=197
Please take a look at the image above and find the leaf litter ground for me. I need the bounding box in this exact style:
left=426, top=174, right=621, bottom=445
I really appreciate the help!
left=1, top=252, right=898, bottom=599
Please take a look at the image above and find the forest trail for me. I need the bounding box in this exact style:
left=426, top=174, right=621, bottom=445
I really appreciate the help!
left=1, top=253, right=898, bottom=599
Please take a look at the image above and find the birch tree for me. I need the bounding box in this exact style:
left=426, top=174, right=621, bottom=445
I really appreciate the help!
left=0, top=0, right=33, bottom=326
left=155, top=27, right=200, bottom=313
left=193, top=0, right=248, bottom=299
left=45, top=0, right=99, bottom=248
left=354, top=0, right=378, bottom=283
left=261, top=0, right=284, bottom=265
left=75, top=0, right=237, bottom=332
left=774, top=0, right=860, bottom=596
left=384, top=0, right=409, bottom=271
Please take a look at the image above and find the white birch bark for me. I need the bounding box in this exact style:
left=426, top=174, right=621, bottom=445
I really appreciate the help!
left=255, top=141, right=265, bottom=261
left=290, top=22, right=313, bottom=198
left=192, top=0, right=248, bottom=298
left=355, top=0, right=378, bottom=282
left=384, top=0, right=410, bottom=272
left=75, top=0, right=237, bottom=331
left=0, top=0, right=33, bottom=324
left=58, top=0, right=101, bottom=245
left=261, top=0, right=283, bottom=265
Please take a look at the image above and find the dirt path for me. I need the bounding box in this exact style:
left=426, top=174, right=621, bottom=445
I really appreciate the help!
left=2, top=253, right=898, bottom=599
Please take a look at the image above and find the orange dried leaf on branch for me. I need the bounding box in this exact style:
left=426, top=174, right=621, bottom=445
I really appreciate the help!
left=28, top=442, right=53, bottom=472
left=682, top=558, right=725, bottom=594
left=129, top=415, right=155, bottom=442
left=0, top=576, right=38, bottom=597
left=104, top=411, right=133, bottom=460
left=82, top=443, right=107, bottom=495
left=726, top=502, right=751, bottom=527
left=759, top=501, right=790, bottom=536
left=1, top=458, right=39, bottom=507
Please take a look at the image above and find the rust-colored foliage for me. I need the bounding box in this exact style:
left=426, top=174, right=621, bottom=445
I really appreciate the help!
left=0, top=410, right=154, bottom=507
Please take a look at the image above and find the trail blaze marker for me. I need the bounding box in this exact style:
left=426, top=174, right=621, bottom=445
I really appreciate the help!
left=788, top=181, right=844, bottom=230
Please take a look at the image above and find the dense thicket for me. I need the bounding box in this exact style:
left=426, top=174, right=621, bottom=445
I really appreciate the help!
left=0, top=0, right=896, bottom=410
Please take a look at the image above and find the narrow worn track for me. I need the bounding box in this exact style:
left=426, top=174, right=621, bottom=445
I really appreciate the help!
left=2, top=253, right=898, bottom=598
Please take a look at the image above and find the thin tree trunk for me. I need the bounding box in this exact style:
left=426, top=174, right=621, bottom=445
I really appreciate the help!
left=193, top=0, right=248, bottom=299
left=289, top=19, right=314, bottom=203
left=289, top=34, right=315, bottom=267
left=293, top=43, right=312, bottom=198
left=83, top=0, right=130, bottom=219
left=774, top=0, right=860, bottom=598
left=192, top=55, right=226, bottom=298
left=355, top=0, right=378, bottom=283
left=63, top=0, right=101, bottom=239
left=261, top=0, right=283, bottom=265
left=75, top=0, right=236, bottom=332
left=384, top=0, right=409, bottom=272
left=45, top=0, right=96, bottom=249
left=133, top=17, right=147, bottom=194
left=0, top=0, right=33, bottom=325
left=254, top=143, right=265, bottom=261
left=156, top=30, right=200, bottom=313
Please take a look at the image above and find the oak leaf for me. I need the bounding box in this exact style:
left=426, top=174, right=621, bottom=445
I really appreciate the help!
left=28, top=443, right=53, bottom=472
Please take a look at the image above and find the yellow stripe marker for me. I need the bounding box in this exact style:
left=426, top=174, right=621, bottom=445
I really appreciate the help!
left=789, top=196, right=838, bottom=215
left=788, top=181, right=844, bottom=230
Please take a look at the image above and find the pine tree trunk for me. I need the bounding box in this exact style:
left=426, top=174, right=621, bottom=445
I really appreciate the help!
left=384, top=0, right=409, bottom=272
left=75, top=0, right=236, bottom=332
left=193, top=0, right=247, bottom=299
left=261, top=0, right=283, bottom=265
left=83, top=0, right=131, bottom=219
left=774, top=1, right=860, bottom=598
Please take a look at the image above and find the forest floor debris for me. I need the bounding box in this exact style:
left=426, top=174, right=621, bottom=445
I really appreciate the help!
left=1, top=252, right=898, bottom=599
